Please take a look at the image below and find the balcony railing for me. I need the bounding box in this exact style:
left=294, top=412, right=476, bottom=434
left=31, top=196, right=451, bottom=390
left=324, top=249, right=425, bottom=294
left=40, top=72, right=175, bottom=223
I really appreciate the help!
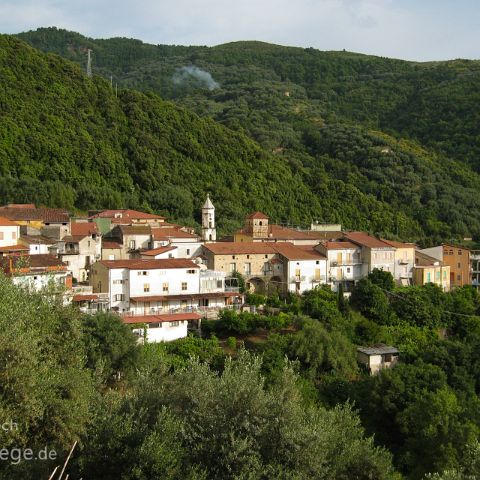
left=330, top=260, right=362, bottom=266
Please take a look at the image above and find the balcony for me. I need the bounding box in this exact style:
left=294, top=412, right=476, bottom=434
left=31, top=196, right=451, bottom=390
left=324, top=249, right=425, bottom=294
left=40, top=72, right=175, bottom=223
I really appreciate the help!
left=290, top=275, right=306, bottom=283
left=330, top=260, right=361, bottom=266
left=398, top=259, right=410, bottom=265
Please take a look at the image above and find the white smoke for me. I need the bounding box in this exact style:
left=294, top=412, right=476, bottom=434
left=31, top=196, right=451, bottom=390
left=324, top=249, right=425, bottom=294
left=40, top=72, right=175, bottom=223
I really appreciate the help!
left=172, top=66, right=220, bottom=91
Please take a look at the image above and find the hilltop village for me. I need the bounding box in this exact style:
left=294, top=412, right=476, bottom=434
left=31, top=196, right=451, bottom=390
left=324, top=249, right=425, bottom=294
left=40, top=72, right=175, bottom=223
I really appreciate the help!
left=0, top=198, right=477, bottom=344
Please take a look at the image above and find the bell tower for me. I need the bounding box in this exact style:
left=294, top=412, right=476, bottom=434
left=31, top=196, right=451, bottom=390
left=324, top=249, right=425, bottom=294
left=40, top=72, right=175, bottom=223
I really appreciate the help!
left=202, top=194, right=216, bottom=242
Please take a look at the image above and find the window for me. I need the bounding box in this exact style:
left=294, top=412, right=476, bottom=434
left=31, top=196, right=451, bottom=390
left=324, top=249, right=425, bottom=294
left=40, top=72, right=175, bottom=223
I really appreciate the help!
left=264, top=255, right=268, bottom=259
left=113, top=279, right=124, bottom=285
left=229, top=263, right=236, bottom=272
left=347, top=267, right=351, bottom=273
left=88, top=240, right=91, bottom=247
left=186, top=249, right=190, bottom=255
left=436, top=271, right=440, bottom=280
left=217, top=280, right=223, bottom=288
left=458, top=263, right=461, bottom=269
left=232, top=255, right=236, bottom=260
left=427, top=272, right=431, bottom=282
left=182, top=282, right=188, bottom=291
left=244, top=263, right=251, bottom=275
left=113, top=294, right=124, bottom=301
left=187, top=269, right=196, bottom=274
left=247, top=254, right=250, bottom=259
left=137, top=271, right=148, bottom=276
left=162, top=282, right=169, bottom=292
left=170, top=321, right=180, bottom=327
left=443, top=270, right=447, bottom=280
left=457, top=275, right=461, bottom=281
left=458, top=250, right=463, bottom=255
left=316, top=260, right=319, bottom=264
left=144, top=283, right=150, bottom=292
left=129, top=240, right=136, bottom=250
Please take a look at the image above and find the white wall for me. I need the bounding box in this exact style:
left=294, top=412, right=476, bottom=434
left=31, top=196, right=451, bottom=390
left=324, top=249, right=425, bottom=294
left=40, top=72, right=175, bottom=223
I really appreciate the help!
left=0, top=225, right=19, bottom=247
left=132, top=320, right=188, bottom=343
left=286, top=258, right=327, bottom=294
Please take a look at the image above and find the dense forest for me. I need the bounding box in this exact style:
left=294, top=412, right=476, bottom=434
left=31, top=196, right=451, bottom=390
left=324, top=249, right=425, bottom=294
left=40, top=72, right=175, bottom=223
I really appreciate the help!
left=3, top=269, right=480, bottom=479
left=5, top=28, right=480, bottom=244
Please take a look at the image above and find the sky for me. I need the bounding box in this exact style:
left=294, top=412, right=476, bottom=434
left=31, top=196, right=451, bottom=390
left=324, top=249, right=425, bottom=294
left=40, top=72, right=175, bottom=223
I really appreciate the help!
left=0, top=0, right=479, bottom=61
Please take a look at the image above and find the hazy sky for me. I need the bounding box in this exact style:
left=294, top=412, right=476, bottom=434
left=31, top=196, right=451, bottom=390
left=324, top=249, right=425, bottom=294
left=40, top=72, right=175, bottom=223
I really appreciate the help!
left=1, top=0, right=479, bottom=61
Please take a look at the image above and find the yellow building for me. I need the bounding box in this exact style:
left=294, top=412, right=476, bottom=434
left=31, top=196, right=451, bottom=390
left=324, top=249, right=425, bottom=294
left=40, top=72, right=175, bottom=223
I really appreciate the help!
left=414, top=251, right=450, bottom=291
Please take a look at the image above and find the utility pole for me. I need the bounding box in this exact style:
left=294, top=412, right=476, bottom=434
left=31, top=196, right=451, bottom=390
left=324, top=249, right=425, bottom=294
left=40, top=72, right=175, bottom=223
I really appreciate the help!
left=86, top=49, right=92, bottom=78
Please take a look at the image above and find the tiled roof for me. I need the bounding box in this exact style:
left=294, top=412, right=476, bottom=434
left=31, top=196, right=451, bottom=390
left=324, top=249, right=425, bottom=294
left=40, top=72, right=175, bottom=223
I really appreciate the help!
left=2, top=203, right=36, bottom=209
left=71, top=222, right=98, bottom=236
left=323, top=241, right=359, bottom=250
left=0, top=207, right=69, bottom=223
left=19, top=235, right=57, bottom=245
left=90, top=209, right=165, bottom=220
left=72, top=294, right=100, bottom=302
left=272, top=242, right=326, bottom=261
left=357, top=344, right=399, bottom=355
left=117, top=225, right=152, bottom=235
left=0, top=216, right=19, bottom=227
left=381, top=239, right=416, bottom=249
left=344, top=232, right=394, bottom=249
left=2, top=254, right=67, bottom=272
left=246, top=211, right=269, bottom=220
left=62, top=235, right=86, bottom=243
left=122, top=312, right=201, bottom=324
left=98, top=258, right=199, bottom=270
left=152, top=228, right=199, bottom=240
left=0, top=244, right=29, bottom=252
left=203, top=242, right=277, bottom=255
left=141, top=246, right=177, bottom=256
left=102, top=240, right=122, bottom=249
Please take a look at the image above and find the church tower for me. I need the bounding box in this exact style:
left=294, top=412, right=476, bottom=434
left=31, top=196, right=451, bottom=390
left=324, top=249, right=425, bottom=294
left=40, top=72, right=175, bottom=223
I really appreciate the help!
left=202, top=194, right=216, bottom=242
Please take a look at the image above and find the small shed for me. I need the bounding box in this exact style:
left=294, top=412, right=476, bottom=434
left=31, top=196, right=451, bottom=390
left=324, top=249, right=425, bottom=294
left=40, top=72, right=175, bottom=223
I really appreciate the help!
left=357, top=344, right=399, bottom=375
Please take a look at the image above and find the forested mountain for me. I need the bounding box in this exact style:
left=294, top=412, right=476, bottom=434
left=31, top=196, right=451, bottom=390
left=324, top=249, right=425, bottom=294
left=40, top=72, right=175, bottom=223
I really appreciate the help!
left=4, top=28, right=480, bottom=242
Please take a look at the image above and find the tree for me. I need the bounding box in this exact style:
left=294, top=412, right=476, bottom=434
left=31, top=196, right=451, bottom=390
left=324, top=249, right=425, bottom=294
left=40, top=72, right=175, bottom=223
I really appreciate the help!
left=368, top=268, right=395, bottom=291
left=350, top=279, right=393, bottom=324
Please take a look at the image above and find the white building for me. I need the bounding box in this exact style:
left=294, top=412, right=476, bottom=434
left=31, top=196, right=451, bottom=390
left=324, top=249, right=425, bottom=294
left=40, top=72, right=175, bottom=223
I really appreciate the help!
left=381, top=239, right=416, bottom=286
left=0, top=216, right=20, bottom=248
left=19, top=235, right=57, bottom=255
left=316, top=241, right=363, bottom=292
left=139, top=246, right=178, bottom=259
left=2, top=254, right=71, bottom=293
left=90, top=258, right=240, bottom=315
left=151, top=228, right=203, bottom=258
left=59, top=223, right=102, bottom=282
left=344, top=232, right=396, bottom=277
left=272, top=243, right=327, bottom=294
left=123, top=312, right=201, bottom=343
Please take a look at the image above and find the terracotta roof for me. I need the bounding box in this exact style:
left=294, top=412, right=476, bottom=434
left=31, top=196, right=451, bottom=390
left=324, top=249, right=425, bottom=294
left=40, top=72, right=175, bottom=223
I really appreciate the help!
left=123, top=312, right=201, bottom=324
left=71, top=222, right=98, bottom=236
left=102, top=240, right=122, bottom=249
left=19, top=235, right=57, bottom=245
left=2, top=254, right=67, bottom=272
left=246, top=211, right=269, bottom=220
left=203, top=242, right=277, bottom=255
left=272, top=242, right=326, bottom=261
left=269, top=225, right=342, bottom=241
left=323, top=241, right=359, bottom=250
left=381, top=239, right=416, bottom=249
left=141, top=246, right=177, bottom=256
left=0, top=244, right=29, bottom=252
left=0, top=216, right=19, bottom=227
left=98, top=258, right=199, bottom=270
left=0, top=207, right=69, bottom=223
left=344, top=232, right=394, bottom=249
left=2, top=203, right=36, bottom=209
left=116, top=224, right=152, bottom=235
left=90, top=209, right=165, bottom=220
left=130, top=292, right=239, bottom=302
left=72, top=294, right=100, bottom=302
left=152, top=228, right=199, bottom=240
left=62, top=235, right=86, bottom=243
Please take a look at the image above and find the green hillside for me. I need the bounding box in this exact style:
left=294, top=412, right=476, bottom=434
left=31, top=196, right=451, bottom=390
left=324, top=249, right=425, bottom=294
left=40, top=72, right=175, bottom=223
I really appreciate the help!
left=3, top=30, right=480, bottom=242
